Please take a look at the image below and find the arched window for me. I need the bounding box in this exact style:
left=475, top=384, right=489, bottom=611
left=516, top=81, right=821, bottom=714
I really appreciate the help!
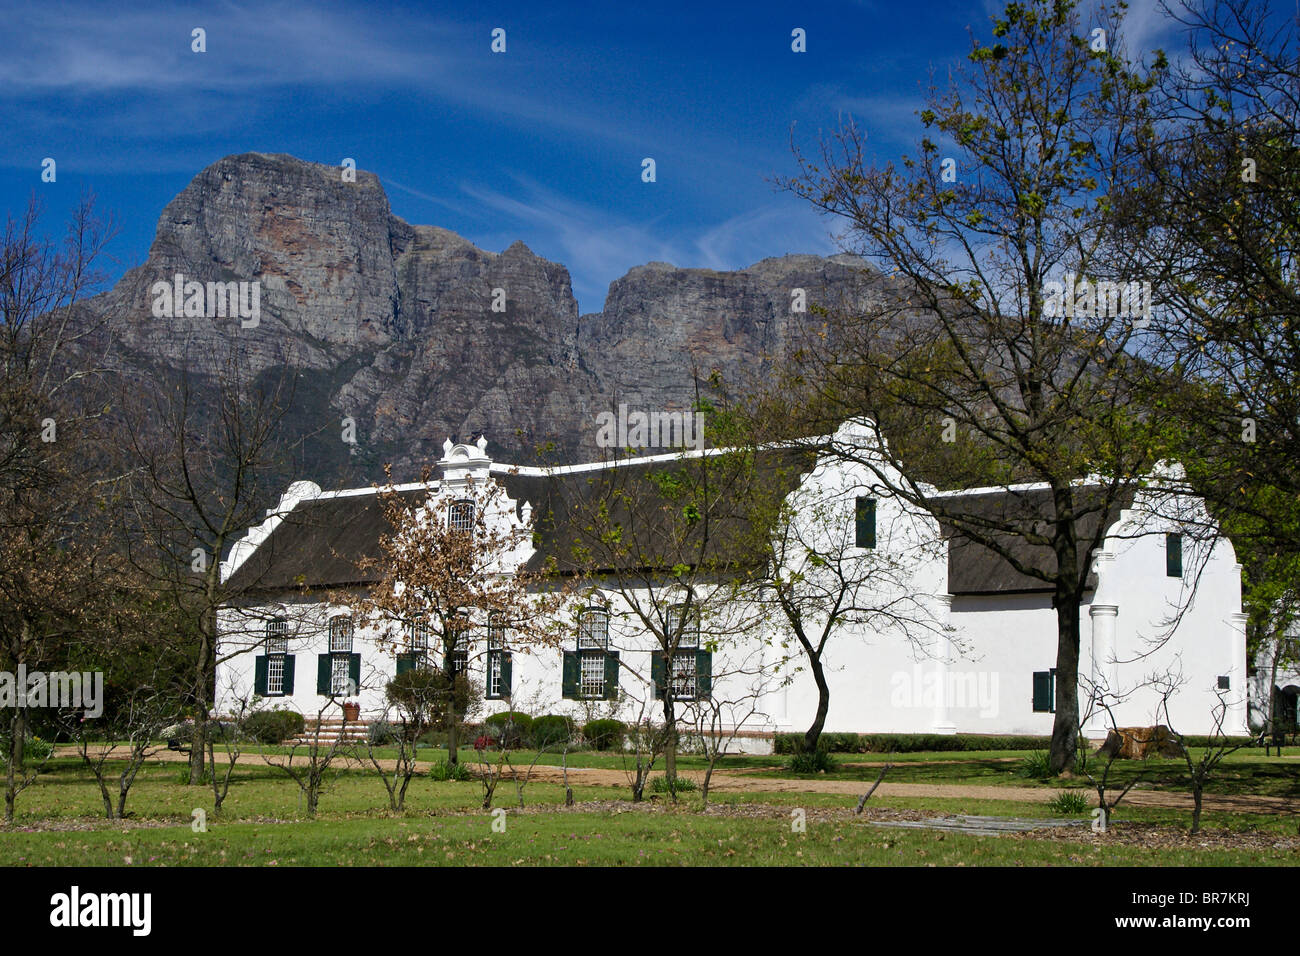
left=449, top=499, right=475, bottom=534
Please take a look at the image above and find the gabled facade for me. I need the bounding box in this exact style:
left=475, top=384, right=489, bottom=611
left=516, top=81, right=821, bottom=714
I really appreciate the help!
left=216, top=424, right=1251, bottom=746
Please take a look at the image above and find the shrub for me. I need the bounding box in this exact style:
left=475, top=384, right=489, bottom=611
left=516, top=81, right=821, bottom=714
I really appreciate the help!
left=1046, top=790, right=1091, bottom=815
left=583, top=719, right=626, bottom=751
left=1016, top=750, right=1053, bottom=780
left=429, top=758, right=471, bottom=782
left=24, top=737, right=53, bottom=761
left=386, top=670, right=480, bottom=732
left=367, top=719, right=396, bottom=746
left=531, top=714, right=577, bottom=748
left=649, top=774, right=698, bottom=794
left=786, top=750, right=837, bottom=773
left=484, top=711, right=533, bottom=749
left=774, top=733, right=1055, bottom=754
left=243, top=710, right=306, bottom=745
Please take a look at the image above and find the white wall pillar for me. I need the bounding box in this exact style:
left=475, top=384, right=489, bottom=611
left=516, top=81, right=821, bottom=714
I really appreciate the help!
left=1086, top=603, right=1119, bottom=736
left=1228, top=609, right=1250, bottom=736
left=932, top=594, right=957, bottom=734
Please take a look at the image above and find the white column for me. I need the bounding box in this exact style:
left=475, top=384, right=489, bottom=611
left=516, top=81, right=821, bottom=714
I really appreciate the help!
left=1086, top=604, right=1119, bottom=737
left=1228, top=610, right=1250, bottom=736
left=931, top=594, right=957, bottom=734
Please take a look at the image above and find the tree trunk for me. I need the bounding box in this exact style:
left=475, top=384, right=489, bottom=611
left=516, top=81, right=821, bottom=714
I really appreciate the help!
left=4, top=711, right=19, bottom=825
left=1049, top=495, right=1083, bottom=775
left=12, top=709, right=25, bottom=768
left=1190, top=784, right=1203, bottom=835
left=663, top=695, right=677, bottom=788
left=802, top=658, right=831, bottom=754
left=1049, top=593, right=1082, bottom=774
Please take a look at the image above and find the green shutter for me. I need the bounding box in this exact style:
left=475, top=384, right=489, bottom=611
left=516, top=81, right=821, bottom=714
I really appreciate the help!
left=561, top=651, right=578, bottom=699
left=1032, top=670, right=1054, bottom=713
left=696, top=649, right=712, bottom=700
left=396, top=652, right=414, bottom=676
left=254, top=656, right=268, bottom=696
left=1166, top=533, right=1182, bottom=577
left=501, top=652, right=512, bottom=697
left=282, top=656, right=295, bottom=694
left=317, top=654, right=331, bottom=695
left=651, top=651, right=665, bottom=700
left=349, top=653, right=361, bottom=694
left=604, top=652, right=619, bottom=701
left=856, top=497, right=876, bottom=549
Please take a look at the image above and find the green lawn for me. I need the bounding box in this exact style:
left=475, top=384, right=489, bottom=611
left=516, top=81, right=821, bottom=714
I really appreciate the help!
left=1, top=807, right=1292, bottom=867
left=3, top=749, right=1292, bottom=865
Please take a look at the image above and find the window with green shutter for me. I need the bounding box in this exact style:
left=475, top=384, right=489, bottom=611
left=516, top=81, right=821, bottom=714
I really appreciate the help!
left=561, top=650, right=579, bottom=699
left=603, top=652, right=620, bottom=701
left=262, top=620, right=289, bottom=696
left=651, top=651, right=665, bottom=699
left=1032, top=669, right=1055, bottom=713
left=395, top=652, right=416, bottom=676
left=1166, top=532, right=1182, bottom=577
left=695, top=649, right=712, bottom=700
left=317, top=654, right=331, bottom=695
left=855, top=497, right=877, bottom=549
left=254, top=655, right=268, bottom=696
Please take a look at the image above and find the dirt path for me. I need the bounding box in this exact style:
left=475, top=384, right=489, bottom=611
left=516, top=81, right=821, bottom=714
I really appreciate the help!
left=58, top=747, right=1297, bottom=816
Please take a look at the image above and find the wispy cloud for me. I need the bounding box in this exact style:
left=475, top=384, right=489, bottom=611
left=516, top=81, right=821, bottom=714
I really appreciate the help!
left=456, top=173, right=835, bottom=312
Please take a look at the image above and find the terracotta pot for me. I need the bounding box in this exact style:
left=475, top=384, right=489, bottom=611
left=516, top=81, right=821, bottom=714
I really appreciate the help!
left=342, top=702, right=361, bottom=722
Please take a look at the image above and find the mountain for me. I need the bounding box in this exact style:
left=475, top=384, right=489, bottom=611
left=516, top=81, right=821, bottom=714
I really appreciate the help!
left=77, top=152, right=873, bottom=486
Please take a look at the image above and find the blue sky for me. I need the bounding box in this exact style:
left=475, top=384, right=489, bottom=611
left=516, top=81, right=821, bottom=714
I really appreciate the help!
left=0, top=0, right=1186, bottom=313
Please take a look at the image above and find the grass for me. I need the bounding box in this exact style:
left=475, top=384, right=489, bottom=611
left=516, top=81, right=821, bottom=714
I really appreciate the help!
left=1, top=806, right=1293, bottom=867
left=4, top=748, right=1293, bottom=865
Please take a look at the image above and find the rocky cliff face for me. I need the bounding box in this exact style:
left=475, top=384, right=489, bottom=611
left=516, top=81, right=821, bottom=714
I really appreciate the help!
left=81, top=152, right=874, bottom=485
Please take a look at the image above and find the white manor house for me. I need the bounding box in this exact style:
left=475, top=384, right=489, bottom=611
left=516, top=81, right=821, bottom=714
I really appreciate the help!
left=215, top=422, right=1252, bottom=747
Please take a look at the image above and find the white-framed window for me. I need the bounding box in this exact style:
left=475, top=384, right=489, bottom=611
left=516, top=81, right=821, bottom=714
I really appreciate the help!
left=670, top=651, right=697, bottom=701
left=329, top=617, right=354, bottom=653
left=266, top=618, right=289, bottom=655
left=666, top=603, right=699, bottom=649
left=487, top=613, right=506, bottom=649
left=578, top=606, right=609, bottom=650
left=449, top=499, right=475, bottom=534
left=407, top=619, right=429, bottom=653
left=487, top=613, right=507, bottom=696
left=331, top=654, right=351, bottom=696
left=488, top=653, right=504, bottom=698
left=265, top=618, right=288, bottom=695
left=580, top=652, right=606, bottom=698
left=267, top=656, right=286, bottom=696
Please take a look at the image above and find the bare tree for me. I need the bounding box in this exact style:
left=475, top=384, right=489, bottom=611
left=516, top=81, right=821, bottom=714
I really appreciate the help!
left=1075, top=677, right=1148, bottom=829
left=0, top=194, right=124, bottom=821
left=1154, top=676, right=1247, bottom=835
left=551, top=429, right=771, bottom=790
left=69, top=681, right=169, bottom=820
left=745, top=440, right=949, bottom=755
left=119, top=347, right=297, bottom=785
left=679, top=643, right=773, bottom=808
left=262, top=698, right=348, bottom=818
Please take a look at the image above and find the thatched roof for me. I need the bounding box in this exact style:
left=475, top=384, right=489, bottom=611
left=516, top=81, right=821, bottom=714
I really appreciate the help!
left=941, top=486, right=1134, bottom=595
left=223, top=450, right=1134, bottom=600
left=223, top=447, right=817, bottom=595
